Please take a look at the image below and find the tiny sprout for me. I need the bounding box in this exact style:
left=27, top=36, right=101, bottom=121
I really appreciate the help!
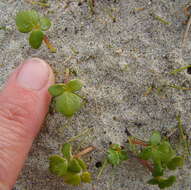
left=98, top=144, right=128, bottom=178
left=16, top=10, right=56, bottom=52
left=107, top=144, right=128, bottom=166
left=49, top=143, right=91, bottom=186
left=138, top=131, right=184, bottom=189
left=48, top=80, right=83, bottom=117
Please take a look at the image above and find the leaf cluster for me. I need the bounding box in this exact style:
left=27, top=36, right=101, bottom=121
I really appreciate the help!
left=49, top=143, right=91, bottom=186
left=48, top=80, right=83, bottom=117
left=16, top=10, right=51, bottom=49
left=107, top=144, right=128, bottom=166
left=138, top=131, right=184, bottom=189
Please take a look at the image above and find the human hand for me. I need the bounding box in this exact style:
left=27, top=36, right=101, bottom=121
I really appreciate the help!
left=0, top=58, right=54, bottom=190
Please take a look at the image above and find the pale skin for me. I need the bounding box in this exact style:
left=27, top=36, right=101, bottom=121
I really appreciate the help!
left=0, top=58, right=55, bottom=190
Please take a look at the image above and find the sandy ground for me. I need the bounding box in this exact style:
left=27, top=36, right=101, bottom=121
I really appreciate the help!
left=0, top=0, right=191, bottom=190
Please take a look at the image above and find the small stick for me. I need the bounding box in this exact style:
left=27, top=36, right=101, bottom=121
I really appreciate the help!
left=74, top=146, right=95, bottom=158
left=130, top=139, right=149, bottom=146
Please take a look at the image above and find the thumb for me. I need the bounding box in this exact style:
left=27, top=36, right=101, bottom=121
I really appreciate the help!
left=0, top=58, right=54, bottom=190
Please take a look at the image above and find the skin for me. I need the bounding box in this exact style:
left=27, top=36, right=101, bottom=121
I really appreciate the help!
left=0, top=58, right=55, bottom=190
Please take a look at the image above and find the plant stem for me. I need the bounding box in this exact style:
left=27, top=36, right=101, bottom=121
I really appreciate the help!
left=170, top=65, right=191, bottom=75
left=150, top=12, right=171, bottom=25
left=43, top=35, right=57, bottom=53
left=182, top=15, right=191, bottom=47
left=87, top=0, right=95, bottom=15
left=67, top=128, right=93, bottom=143
left=176, top=115, right=190, bottom=159
left=26, top=0, right=50, bottom=7
left=74, top=146, right=95, bottom=158
left=97, top=159, right=108, bottom=179
left=137, top=158, right=153, bottom=172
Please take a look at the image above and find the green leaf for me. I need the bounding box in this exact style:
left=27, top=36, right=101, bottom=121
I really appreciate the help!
left=76, top=158, right=87, bottom=170
left=158, top=176, right=176, bottom=189
left=68, top=159, right=82, bottom=173
left=29, top=30, right=44, bottom=49
left=150, top=131, right=161, bottom=145
left=119, top=150, right=128, bottom=161
left=167, top=156, right=184, bottom=170
left=107, top=149, right=120, bottom=166
left=16, top=10, right=39, bottom=33
left=138, top=147, right=152, bottom=160
left=55, top=91, right=83, bottom=116
left=158, top=141, right=170, bottom=153
left=63, top=172, right=81, bottom=186
left=48, top=84, right=65, bottom=97
left=61, top=143, right=73, bottom=160
left=147, top=178, right=160, bottom=185
left=81, top=172, right=91, bottom=183
left=49, top=155, right=68, bottom=176
left=65, top=80, right=83, bottom=92
left=39, top=16, right=51, bottom=31
left=152, top=164, right=164, bottom=177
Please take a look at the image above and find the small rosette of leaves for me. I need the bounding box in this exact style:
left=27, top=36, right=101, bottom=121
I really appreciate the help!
left=16, top=10, right=51, bottom=49
left=49, top=143, right=91, bottom=186
left=48, top=80, right=83, bottom=117
left=107, top=144, right=128, bottom=166
left=138, top=131, right=184, bottom=189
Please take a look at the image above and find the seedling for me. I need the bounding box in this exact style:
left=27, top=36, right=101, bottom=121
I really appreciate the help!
left=138, top=131, right=184, bottom=189
left=16, top=10, right=56, bottom=52
left=107, top=144, right=129, bottom=166
left=97, top=144, right=128, bottom=178
left=48, top=79, right=83, bottom=117
left=49, top=143, right=91, bottom=186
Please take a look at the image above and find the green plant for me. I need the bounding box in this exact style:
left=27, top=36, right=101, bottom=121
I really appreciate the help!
left=49, top=143, right=91, bottom=186
left=97, top=144, right=128, bottom=178
left=16, top=10, right=56, bottom=52
left=107, top=144, right=128, bottom=166
left=48, top=79, right=83, bottom=117
left=138, top=131, right=184, bottom=189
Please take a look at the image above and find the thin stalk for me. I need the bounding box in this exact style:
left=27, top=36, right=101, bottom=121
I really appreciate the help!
left=176, top=115, right=190, bottom=159
left=67, top=128, right=92, bottom=143
left=170, top=65, right=191, bottom=75
left=97, top=159, right=108, bottom=179
left=43, top=35, right=57, bottom=53
left=182, top=15, right=191, bottom=47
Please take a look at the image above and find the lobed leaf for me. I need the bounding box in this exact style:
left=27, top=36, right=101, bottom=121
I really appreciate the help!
left=16, top=10, right=39, bottom=33
left=68, top=159, right=82, bottom=173
left=81, top=172, right=91, bottom=183
left=49, top=155, right=68, bottom=176
left=55, top=91, right=83, bottom=116
left=158, top=176, right=176, bottom=189
left=48, top=84, right=65, bottom=97
left=63, top=172, right=81, bottom=186
left=150, top=131, right=161, bottom=145
left=167, top=156, right=184, bottom=170
left=29, top=30, right=44, bottom=49
left=76, top=158, right=87, bottom=170
left=39, top=16, right=51, bottom=31
left=147, top=178, right=160, bottom=185
left=65, top=80, right=83, bottom=92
